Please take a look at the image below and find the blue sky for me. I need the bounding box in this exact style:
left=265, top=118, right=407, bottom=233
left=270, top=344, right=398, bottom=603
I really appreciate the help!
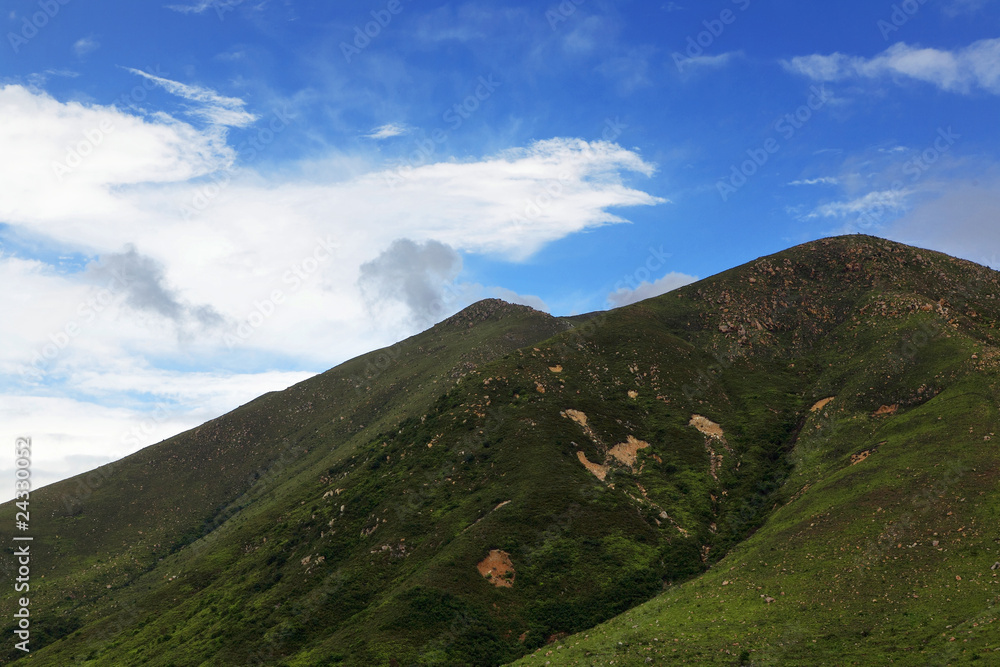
left=2, top=0, right=999, bottom=496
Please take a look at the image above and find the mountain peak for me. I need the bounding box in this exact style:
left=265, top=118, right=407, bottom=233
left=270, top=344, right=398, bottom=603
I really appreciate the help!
left=438, top=298, right=549, bottom=329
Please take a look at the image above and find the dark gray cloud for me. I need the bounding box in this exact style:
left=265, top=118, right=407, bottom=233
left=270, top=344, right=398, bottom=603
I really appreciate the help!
left=87, top=244, right=225, bottom=330
left=358, top=239, right=464, bottom=327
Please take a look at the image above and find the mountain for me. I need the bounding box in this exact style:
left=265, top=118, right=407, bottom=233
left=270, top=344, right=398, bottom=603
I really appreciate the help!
left=3, top=234, right=999, bottom=666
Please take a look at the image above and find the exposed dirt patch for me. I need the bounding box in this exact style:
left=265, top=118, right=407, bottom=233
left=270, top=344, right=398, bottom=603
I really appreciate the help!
left=811, top=397, right=835, bottom=412
left=478, top=549, right=515, bottom=588
left=563, top=409, right=603, bottom=448
left=548, top=365, right=563, bottom=373
left=690, top=414, right=725, bottom=439
left=689, top=415, right=727, bottom=481
left=850, top=441, right=884, bottom=465
left=608, top=435, right=650, bottom=468
left=576, top=451, right=609, bottom=481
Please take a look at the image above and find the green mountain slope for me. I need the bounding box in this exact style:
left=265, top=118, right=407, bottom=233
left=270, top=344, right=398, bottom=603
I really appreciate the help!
left=3, top=235, right=999, bottom=666
left=512, top=239, right=1000, bottom=665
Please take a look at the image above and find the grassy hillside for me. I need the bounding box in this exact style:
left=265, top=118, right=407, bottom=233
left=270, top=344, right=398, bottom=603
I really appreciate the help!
left=0, top=300, right=572, bottom=664
left=512, top=239, right=1000, bottom=665
left=3, top=235, right=999, bottom=666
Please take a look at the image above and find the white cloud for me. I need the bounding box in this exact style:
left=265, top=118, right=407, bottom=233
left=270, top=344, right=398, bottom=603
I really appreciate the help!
left=607, top=271, right=698, bottom=308
left=0, top=84, right=232, bottom=235
left=365, top=123, right=409, bottom=140
left=124, top=68, right=259, bottom=127
left=1, top=84, right=667, bottom=496
left=73, top=36, right=100, bottom=58
left=788, top=177, right=839, bottom=186
left=0, top=369, right=313, bottom=500
left=783, top=38, right=1000, bottom=95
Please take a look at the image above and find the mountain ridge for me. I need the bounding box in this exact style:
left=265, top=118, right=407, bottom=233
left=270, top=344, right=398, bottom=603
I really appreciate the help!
left=3, top=234, right=999, bottom=665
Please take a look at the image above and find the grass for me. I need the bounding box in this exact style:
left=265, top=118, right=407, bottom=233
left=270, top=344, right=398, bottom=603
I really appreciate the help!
left=1, top=234, right=998, bottom=666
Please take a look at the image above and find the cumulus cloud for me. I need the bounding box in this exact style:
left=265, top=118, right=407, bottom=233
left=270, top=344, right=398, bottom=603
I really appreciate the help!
left=783, top=39, right=1000, bottom=95
left=0, top=84, right=232, bottom=233
left=0, top=83, right=666, bottom=497
left=607, top=271, right=698, bottom=308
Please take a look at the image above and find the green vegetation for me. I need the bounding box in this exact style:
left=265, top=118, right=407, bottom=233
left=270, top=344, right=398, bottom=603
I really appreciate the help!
left=2, top=235, right=999, bottom=666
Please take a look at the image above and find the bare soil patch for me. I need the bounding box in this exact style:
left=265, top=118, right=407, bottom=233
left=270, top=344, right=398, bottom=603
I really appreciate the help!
left=478, top=549, right=515, bottom=588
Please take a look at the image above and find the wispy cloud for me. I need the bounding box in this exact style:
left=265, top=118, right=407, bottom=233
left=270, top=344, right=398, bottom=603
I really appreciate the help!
left=365, top=123, right=409, bottom=140
left=783, top=38, right=1000, bottom=95
left=807, top=188, right=912, bottom=221
left=164, top=0, right=218, bottom=14
left=124, top=68, right=258, bottom=127
left=675, top=51, right=742, bottom=74
left=788, top=177, right=839, bottom=186
left=942, top=0, right=990, bottom=17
